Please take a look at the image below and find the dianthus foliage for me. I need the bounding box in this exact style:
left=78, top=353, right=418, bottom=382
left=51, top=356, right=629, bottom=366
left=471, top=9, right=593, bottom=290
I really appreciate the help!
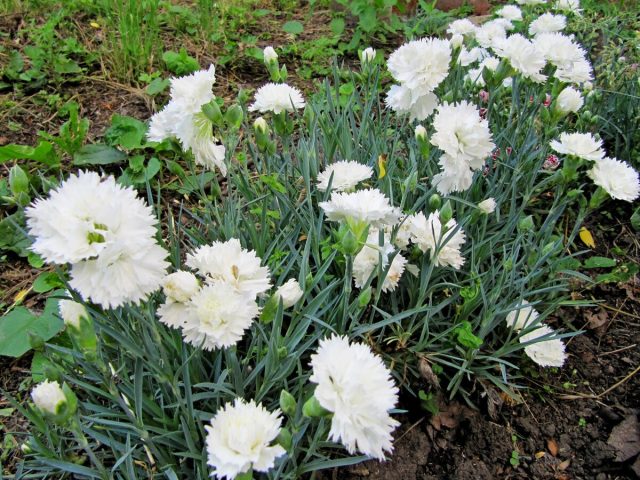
left=13, top=2, right=639, bottom=479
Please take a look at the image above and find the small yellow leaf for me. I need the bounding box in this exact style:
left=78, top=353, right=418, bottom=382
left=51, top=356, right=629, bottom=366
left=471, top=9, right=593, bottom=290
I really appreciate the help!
left=14, top=288, right=30, bottom=304
left=535, top=451, right=546, bottom=459
left=90, top=21, right=100, bottom=28
left=377, top=154, right=387, bottom=180
left=579, top=227, right=595, bottom=248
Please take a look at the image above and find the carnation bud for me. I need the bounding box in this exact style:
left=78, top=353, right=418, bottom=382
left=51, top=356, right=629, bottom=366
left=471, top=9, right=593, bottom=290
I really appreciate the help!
left=162, top=271, right=200, bottom=303
left=477, top=198, right=496, bottom=214
left=31, top=380, right=77, bottom=423
left=358, top=286, right=372, bottom=307
left=263, top=46, right=278, bottom=64
left=279, top=390, right=297, bottom=416
left=439, top=201, right=453, bottom=224
left=253, top=116, right=269, bottom=134
left=518, top=215, right=535, bottom=232
left=583, top=81, right=593, bottom=92
left=414, top=125, right=427, bottom=141
left=59, top=297, right=97, bottom=359
left=277, top=427, right=293, bottom=451
left=201, top=100, right=223, bottom=126
left=450, top=34, right=464, bottom=49
left=360, top=47, right=376, bottom=63
left=58, top=298, right=89, bottom=329
left=274, top=279, right=304, bottom=308
left=478, top=90, right=489, bottom=103
left=302, top=395, right=329, bottom=417
left=428, top=193, right=441, bottom=211
left=225, top=104, right=244, bottom=130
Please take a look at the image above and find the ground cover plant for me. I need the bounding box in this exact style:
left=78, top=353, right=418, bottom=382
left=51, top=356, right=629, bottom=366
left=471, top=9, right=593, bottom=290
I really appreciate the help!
left=1, top=0, right=639, bottom=479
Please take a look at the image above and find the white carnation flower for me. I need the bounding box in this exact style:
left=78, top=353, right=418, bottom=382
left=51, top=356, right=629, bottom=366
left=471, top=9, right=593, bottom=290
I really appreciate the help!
left=458, top=47, right=488, bottom=67
left=319, top=189, right=401, bottom=228
left=408, top=211, right=466, bottom=269
left=465, top=56, right=500, bottom=85
left=588, top=158, right=640, bottom=202
left=387, top=38, right=451, bottom=97
left=533, top=32, right=585, bottom=69
left=475, top=20, right=508, bottom=49
left=182, top=283, right=259, bottom=350
left=70, top=241, right=169, bottom=309
left=162, top=271, right=200, bottom=303
left=157, top=299, right=192, bottom=330
left=385, top=85, right=439, bottom=121
left=528, top=13, right=566, bottom=36
left=447, top=18, right=477, bottom=37
left=353, top=231, right=407, bottom=293
left=520, top=325, right=567, bottom=367
left=477, top=198, right=496, bottom=214
left=26, top=171, right=169, bottom=308
left=186, top=239, right=271, bottom=298
left=556, top=86, right=583, bottom=114
left=492, top=34, right=547, bottom=83
left=31, top=380, right=66, bottom=415
left=554, top=56, right=593, bottom=84
left=432, top=154, right=475, bottom=195
left=147, top=66, right=227, bottom=175
left=169, top=64, right=216, bottom=114
left=58, top=298, right=89, bottom=329
left=274, top=279, right=304, bottom=308
left=431, top=101, right=495, bottom=169
left=497, top=5, right=523, bottom=21
left=206, top=399, right=286, bottom=479
left=505, top=303, right=540, bottom=331
left=310, top=335, right=399, bottom=460
left=249, top=83, right=305, bottom=114
left=550, top=132, right=605, bottom=161
left=555, top=0, right=581, bottom=14
left=317, top=161, right=373, bottom=192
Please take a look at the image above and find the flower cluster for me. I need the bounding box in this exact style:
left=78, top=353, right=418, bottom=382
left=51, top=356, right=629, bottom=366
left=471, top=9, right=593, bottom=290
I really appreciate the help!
left=157, top=239, right=271, bottom=350
left=26, top=171, right=169, bottom=308
left=148, top=65, right=228, bottom=175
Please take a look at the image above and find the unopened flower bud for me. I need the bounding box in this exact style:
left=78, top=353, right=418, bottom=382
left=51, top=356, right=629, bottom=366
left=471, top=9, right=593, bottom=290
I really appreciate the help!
left=254, top=116, right=269, bottom=134
left=414, top=125, right=427, bottom=141
left=450, top=34, right=464, bottom=48
left=274, top=279, right=304, bottom=308
left=31, top=380, right=67, bottom=416
left=477, top=198, right=496, bottom=214
left=361, top=47, right=376, bottom=63
left=263, top=46, right=278, bottom=64
left=162, top=271, right=199, bottom=303
left=58, top=298, right=89, bottom=329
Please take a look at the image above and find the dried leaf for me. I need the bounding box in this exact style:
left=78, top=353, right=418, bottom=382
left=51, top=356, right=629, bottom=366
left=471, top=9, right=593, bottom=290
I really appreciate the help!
left=608, top=414, right=640, bottom=462
left=535, top=451, right=546, bottom=459
left=579, top=227, right=596, bottom=248
left=557, top=459, right=571, bottom=471
left=418, top=357, right=440, bottom=389
left=377, top=154, right=387, bottom=180
left=547, top=438, right=559, bottom=457
left=584, top=309, right=609, bottom=331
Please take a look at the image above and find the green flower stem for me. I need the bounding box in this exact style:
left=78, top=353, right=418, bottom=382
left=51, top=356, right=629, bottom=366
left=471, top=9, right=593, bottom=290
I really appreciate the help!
left=341, top=254, right=353, bottom=333
left=69, top=416, right=109, bottom=480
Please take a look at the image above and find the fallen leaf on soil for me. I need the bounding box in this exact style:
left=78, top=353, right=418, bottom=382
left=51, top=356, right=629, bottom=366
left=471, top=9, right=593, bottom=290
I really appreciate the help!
left=579, top=227, right=596, bottom=248
left=535, top=451, right=546, bottom=459
left=547, top=438, right=559, bottom=457
left=557, top=459, right=571, bottom=471
left=480, top=381, right=503, bottom=421
left=622, top=281, right=639, bottom=301
left=418, top=357, right=440, bottom=389
left=632, top=455, right=640, bottom=477
left=430, top=402, right=473, bottom=431
left=607, top=414, right=640, bottom=462
left=584, top=309, right=609, bottom=332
